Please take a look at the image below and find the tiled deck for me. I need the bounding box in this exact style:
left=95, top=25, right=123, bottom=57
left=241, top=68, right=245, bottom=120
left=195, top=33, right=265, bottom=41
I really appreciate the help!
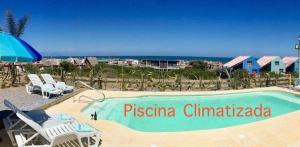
left=0, top=86, right=54, bottom=111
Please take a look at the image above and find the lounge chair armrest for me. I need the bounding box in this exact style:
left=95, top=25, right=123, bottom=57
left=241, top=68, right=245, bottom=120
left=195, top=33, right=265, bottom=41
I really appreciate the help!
left=51, top=132, right=78, bottom=146
left=41, top=84, right=54, bottom=90
left=41, top=84, right=62, bottom=94
left=56, top=82, right=66, bottom=86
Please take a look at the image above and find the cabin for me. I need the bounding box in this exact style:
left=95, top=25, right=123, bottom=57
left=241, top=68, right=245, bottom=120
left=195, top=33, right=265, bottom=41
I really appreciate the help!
left=257, top=56, right=285, bottom=73
left=125, top=59, right=139, bottom=66
left=83, top=57, right=98, bottom=68
left=141, top=60, right=180, bottom=69
left=282, top=56, right=299, bottom=73
left=223, top=56, right=260, bottom=74
left=41, top=59, right=62, bottom=67
left=66, top=58, right=84, bottom=67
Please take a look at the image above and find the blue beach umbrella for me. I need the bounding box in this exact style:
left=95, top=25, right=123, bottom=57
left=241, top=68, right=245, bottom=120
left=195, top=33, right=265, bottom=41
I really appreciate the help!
left=0, top=32, right=42, bottom=62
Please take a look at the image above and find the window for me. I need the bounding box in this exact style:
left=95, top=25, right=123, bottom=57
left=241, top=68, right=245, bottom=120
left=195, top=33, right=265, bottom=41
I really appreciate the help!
left=279, top=69, right=284, bottom=73
left=275, top=61, right=279, bottom=66
left=247, top=61, right=252, bottom=67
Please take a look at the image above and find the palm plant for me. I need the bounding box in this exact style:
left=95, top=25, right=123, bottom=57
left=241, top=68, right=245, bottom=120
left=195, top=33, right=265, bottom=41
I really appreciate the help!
left=135, top=68, right=147, bottom=91
left=137, top=70, right=155, bottom=91
left=167, top=73, right=179, bottom=91
left=119, top=67, right=139, bottom=91
left=4, top=10, right=29, bottom=37
left=191, top=70, right=212, bottom=90
left=155, top=69, right=169, bottom=91
left=89, top=67, right=96, bottom=87
left=229, top=69, right=249, bottom=89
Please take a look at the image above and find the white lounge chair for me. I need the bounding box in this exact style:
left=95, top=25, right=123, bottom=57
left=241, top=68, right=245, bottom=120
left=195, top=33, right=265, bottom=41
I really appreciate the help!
left=3, top=99, right=75, bottom=146
left=295, top=78, right=300, bottom=85
left=41, top=74, right=74, bottom=93
left=292, top=85, right=300, bottom=91
left=26, top=74, right=62, bottom=98
left=15, top=112, right=101, bottom=147
left=290, top=79, right=300, bottom=90
left=3, top=100, right=101, bottom=147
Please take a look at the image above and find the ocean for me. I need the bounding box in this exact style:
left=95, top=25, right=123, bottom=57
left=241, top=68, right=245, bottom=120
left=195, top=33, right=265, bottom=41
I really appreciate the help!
left=44, top=56, right=233, bottom=63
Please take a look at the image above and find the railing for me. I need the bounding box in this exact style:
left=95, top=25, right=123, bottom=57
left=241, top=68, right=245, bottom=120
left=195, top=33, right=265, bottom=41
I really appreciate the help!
left=73, top=81, right=106, bottom=103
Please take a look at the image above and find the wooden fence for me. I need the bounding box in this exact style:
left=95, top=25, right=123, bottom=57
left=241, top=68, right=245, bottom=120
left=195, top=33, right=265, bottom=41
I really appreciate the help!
left=53, top=75, right=291, bottom=91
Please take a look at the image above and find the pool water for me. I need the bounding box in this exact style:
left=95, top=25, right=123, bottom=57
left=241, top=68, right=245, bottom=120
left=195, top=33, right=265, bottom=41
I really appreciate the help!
left=81, top=91, right=300, bottom=132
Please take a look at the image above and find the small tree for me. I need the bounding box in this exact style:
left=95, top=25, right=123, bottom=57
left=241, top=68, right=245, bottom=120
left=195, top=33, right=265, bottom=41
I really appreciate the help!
left=190, top=61, right=209, bottom=70
left=59, top=61, right=76, bottom=82
left=24, top=64, right=40, bottom=74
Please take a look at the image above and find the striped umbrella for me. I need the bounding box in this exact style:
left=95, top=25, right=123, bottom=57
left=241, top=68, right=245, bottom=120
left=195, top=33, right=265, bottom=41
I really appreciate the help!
left=0, top=32, right=42, bottom=62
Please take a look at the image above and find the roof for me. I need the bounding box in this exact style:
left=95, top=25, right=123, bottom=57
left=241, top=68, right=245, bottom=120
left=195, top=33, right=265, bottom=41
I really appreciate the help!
left=41, top=59, right=62, bottom=66
left=85, top=57, right=98, bottom=66
left=282, top=56, right=298, bottom=67
left=66, top=58, right=83, bottom=65
left=257, top=56, right=278, bottom=68
left=223, top=56, right=250, bottom=68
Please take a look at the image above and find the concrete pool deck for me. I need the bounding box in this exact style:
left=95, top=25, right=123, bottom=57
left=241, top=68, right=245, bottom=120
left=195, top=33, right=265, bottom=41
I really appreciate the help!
left=0, top=86, right=51, bottom=111
left=43, top=87, right=300, bottom=147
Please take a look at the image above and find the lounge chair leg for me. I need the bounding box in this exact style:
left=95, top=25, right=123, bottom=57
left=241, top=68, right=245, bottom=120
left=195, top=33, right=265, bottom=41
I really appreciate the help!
left=42, top=91, right=49, bottom=99
left=94, top=134, right=101, bottom=147
left=78, top=137, right=84, bottom=147
left=42, top=91, right=45, bottom=98
left=6, top=130, right=17, bottom=146
left=25, top=85, right=32, bottom=94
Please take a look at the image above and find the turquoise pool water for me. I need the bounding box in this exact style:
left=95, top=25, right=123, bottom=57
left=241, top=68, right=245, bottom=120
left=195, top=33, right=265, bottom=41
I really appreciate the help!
left=81, top=91, right=300, bottom=132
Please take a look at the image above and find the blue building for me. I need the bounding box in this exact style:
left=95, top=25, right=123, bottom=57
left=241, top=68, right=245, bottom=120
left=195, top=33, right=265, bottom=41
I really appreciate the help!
left=257, top=56, right=285, bottom=73
left=283, top=56, right=299, bottom=73
left=224, top=56, right=260, bottom=74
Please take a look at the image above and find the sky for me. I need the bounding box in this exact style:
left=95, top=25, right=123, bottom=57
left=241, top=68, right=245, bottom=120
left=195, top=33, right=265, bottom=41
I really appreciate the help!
left=1, top=0, right=300, bottom=57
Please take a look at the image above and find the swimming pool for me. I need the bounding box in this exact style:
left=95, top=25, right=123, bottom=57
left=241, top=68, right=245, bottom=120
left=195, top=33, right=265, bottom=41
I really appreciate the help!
left=81, top=91, right=300, bottom=132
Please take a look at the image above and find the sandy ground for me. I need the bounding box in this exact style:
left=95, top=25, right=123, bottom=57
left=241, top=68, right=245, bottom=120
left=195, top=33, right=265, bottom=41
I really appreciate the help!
left=44, top=87, right=300, bottom=147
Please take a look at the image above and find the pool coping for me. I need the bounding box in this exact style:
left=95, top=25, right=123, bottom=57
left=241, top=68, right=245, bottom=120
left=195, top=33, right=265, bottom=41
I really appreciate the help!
left=80, top=87, right=300, bottom=133
left=80, top=87, right=299, bottom=113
